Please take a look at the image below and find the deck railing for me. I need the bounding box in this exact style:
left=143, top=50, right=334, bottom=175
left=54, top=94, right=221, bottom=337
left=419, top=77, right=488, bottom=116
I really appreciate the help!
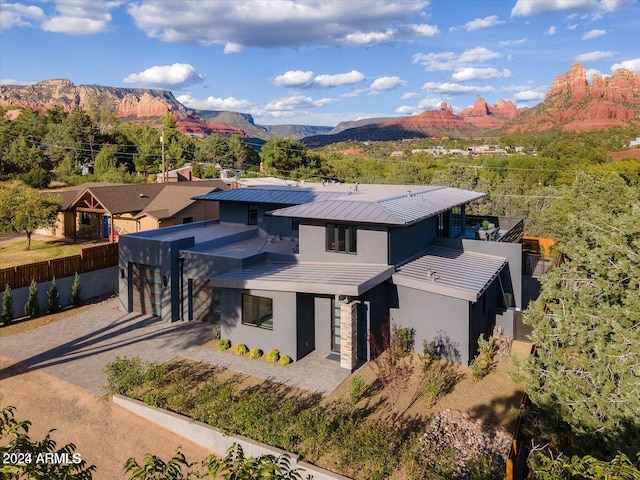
left=0, top=243, right=119, bottom=289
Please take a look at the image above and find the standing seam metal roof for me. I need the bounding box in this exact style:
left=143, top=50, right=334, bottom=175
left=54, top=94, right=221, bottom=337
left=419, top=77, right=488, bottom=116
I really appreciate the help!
left=194, top=188, right=345, bottom=205
left=393, top=246, right=507, bottom=302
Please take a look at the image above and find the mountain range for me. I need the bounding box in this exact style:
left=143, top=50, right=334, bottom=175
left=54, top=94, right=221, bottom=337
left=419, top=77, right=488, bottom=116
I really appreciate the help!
left=1, top=63, right=638, bottom=145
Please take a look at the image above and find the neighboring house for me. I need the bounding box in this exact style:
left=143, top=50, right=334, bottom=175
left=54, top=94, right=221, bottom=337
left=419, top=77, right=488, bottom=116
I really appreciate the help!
left=40, top=181, right=228, bottom=240
left=118, top=183, right=523, bottom=369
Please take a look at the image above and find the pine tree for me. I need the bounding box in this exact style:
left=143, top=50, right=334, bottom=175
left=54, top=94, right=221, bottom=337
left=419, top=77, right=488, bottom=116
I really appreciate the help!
left=71, top=272, right=81, bottom=307
left=47, top=276, right=60, bottom=314
left=1, top=284, right=13, bottom=326
left=24, top=279, right=39, bottom=318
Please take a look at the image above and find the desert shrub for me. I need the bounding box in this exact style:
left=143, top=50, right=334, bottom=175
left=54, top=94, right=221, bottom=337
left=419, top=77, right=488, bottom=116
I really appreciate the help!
left=423, top=370, right=447, bottom=408
left=217, top=338, right=231, bottom=351
left=295, top=408, right=331, bottom=462
left=248, top=348, right=262, bottom=360
left=193, top=379, right=237, bottom=431
left=104, top=356, right=147, bottom=395
left=422, top=339, right=438, bottom=369
left=278, top=354, right=292, bottom=365
left=24, top=279, right=39, bottom=318
left=1, top=284, right=13, bottom=326
left=470, top=334, right=497, bottom=381
left=144, top=362, right=170, bottom=387
left=233, top=343, right=248, bottom=356
left=71, top=272, right=81, bottom=306
left=47, top=276, right=60, bottom=313
left=349, top=374, right=366, bottom=405
left=265, top=349, right=279, bottom=363
left=335, top=419, right=396, bottom=480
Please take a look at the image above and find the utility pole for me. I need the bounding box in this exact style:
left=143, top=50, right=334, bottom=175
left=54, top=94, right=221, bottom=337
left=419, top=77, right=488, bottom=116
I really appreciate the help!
left=161, top=130, right=165, bottom=183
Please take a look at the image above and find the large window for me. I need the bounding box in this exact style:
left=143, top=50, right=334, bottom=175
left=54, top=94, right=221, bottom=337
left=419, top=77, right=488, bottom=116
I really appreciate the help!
left=242, top=294, right=273, bottom=330
left=451, top=205, right=463, bottom=238
left=248, top=204, right=258, bottom=225
left=326, top=223, right=357, bottom=254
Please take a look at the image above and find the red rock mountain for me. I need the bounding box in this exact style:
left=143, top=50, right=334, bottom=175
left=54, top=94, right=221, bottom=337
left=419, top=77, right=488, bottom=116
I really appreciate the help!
left=383, top=102, right=478, bottom=136
left=505, top=63, right=640, bottom=133
left=458, top=98, right=520, bottom=129
left=0, top=79, right=245, bottom=137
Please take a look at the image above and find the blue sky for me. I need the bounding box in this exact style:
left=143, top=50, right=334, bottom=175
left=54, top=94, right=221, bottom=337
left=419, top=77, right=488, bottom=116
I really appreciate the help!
left=1, top=0, right=639, bottom=126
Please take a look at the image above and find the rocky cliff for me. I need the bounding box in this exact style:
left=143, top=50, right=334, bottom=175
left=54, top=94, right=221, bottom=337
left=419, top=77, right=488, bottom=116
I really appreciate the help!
left=459, top=99, right=520, bottom=129
left=505, top=63, right=640, bottom=132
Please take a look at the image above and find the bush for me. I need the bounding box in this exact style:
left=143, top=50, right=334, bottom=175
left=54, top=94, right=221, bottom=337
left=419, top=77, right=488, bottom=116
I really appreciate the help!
left=24, top=279, right=39, bottom=319
left=278, top=355, right=292, bottom=365
left=248, top=348, right=262, bottom=360
left=233, top=343, right=248, bottom=356
left=470, top=334, right=497, bottom=381
left=265, top=349, right=279, bottom=363
left=423, top=370, right=447, bottom=408
left=47, top=276, right=60, bottom=314
left=295, top=408, right=331, bottom=462
left=71, top=272, right=81, bottom=306
left=1, top=284, right=13, bottom=326
left=104, top=357, right=147, bottom=395
left=349, top=374, right=366, bottom=405
left=217, top=339, right=231, bottom=351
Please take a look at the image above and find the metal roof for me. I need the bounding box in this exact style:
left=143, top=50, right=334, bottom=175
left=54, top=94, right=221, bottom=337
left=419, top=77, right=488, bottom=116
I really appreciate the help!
left=393, top=246, right=506, bottom=302
left=194, top=188, right=345, bottom=205
left=269, top=187, right=486, bottom=225
left=210, top=261, right=395, bottom=296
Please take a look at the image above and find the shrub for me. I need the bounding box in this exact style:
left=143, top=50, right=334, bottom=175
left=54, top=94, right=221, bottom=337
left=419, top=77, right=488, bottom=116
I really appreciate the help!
left=217, top=339, right=231, bottom=351
left=104, top=356, right=147, bottom=395
left=24, top=279, right=39, bottom=319
left=278, top=354, right=292, bottom=365
left=248, top=348, right=262, bottom=360
left=423, top=370, right=447, bottom=408
left=349, top=374, right=366, bottom=405
left=265, top=349, right=279, bottom=363
left=233, top=343, right=248, bottom=356
left=1, top=284, right=13, bottom=326
left=470, top=334, right=497, bottom=381
left=71, top=272, right=81, bottom=306
left=295, top=408, right=331, bottom=462
left=422, top=339, right=438, bottom=370
left=47, top=276, right=60, bottom=314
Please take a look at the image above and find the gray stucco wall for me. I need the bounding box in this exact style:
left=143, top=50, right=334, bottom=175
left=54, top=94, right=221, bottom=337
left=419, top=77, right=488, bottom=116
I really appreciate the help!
left=7, top=267, right=118, bottom=319
left=220, top=288, right=298, bottom=360
left=314, top=296, right=333, bottom=353
left=220, top=202, right=297, bottom=238
left=389, top=216, right=438, bottom=265
left=298, top=222, right=388, bottom=264
left=388, top=284, right=471, bottom=364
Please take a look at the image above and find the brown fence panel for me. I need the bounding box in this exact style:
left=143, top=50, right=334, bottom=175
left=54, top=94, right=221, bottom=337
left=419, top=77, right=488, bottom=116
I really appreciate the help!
left=80, top=243, right=119, bottom=272
left=14, top=260, right=51, bottom=288
left=49, top=255, right=82, bottom=280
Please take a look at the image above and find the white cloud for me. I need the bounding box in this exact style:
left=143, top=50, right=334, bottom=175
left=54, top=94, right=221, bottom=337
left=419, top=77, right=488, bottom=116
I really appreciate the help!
left=452, top=67, right=512, bottom=82
left=585, top=68, right=605, bottom=81
left=413, top=47, right=502, bottom=71
left=369, top=76, right=405, bottom=91
left=0, top=3, right=44, bottom=30
left=418, top=97, right=447, bottom=110
left=611, top=58, right=640, bottom=73
left=545, top=26, right=557, bottom=35
left=582, top=29, right=606, bottom=39
left=272, top=70, right=314, bottom=87
left=498, top=37, right=527, bottom=46
left=123, top=63, right=205, bottom=88
left=313, top=70, right=365, bottom=88
left=126, top=1, right=430, bottom=50
left=401, top=92, right=420, bottom=100
left=395, top=105, right=420, bottom=115
left=513, top=90, right=546, bottom=101
left=264, top=94, right=332, bottom=113
left=458, top=15, right=505, bottom=32
left=511, top=0, right=629, bottom=17
left=177, top=94, right=254, bottom=111
left=567, top=23, right=578, bottom=29
left=574, top=50, right=615, bottom=61
left=422, top=82, right=494, bottom=95
left=40, top=1, right=122, bottom=35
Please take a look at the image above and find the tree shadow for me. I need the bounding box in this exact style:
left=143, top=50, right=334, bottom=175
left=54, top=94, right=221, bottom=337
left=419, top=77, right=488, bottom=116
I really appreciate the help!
left=468, top=389, right=525, bottom=431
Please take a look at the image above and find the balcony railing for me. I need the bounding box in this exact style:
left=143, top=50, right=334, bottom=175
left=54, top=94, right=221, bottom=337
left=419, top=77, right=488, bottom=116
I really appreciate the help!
left=465, top=215, right=525, bottom=243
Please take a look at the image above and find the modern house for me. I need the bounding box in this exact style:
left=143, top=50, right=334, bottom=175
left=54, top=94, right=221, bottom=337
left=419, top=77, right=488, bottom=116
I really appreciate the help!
left=118, top=182, right=523, bottom=369
left=40, top=181, right=228, bottom=240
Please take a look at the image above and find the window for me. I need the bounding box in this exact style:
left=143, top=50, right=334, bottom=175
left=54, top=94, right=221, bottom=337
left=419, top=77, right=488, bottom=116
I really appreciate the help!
left=291, top=218, right=299, bottom=231
left=182, top=216, right=193, bottom=224
left=326, top=223, right=357, bottom=254
left=248, top=204, right=258, bottom=225
left=242, top=294, right=273, bottom=329
left=81, top=212, right=91, bottom=225
left=437, top=212, right=449, bottom=238
left=451, top=206, right=463, bottom=238
left=212, top=288, right=221, bottom=323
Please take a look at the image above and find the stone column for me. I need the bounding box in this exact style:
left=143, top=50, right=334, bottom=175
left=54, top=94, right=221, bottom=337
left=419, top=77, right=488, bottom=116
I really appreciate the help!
left=340, top=300, right=358, bottom=371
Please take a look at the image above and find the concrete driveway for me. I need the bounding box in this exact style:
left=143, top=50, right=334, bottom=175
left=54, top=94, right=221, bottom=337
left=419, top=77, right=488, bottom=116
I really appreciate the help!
left=0, top=299, right=348, bottom=395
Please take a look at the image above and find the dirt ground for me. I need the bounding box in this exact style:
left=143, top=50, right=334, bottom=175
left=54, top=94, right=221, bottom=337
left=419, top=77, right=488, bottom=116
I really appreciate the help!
left=0, top=356, right=213, bottom=480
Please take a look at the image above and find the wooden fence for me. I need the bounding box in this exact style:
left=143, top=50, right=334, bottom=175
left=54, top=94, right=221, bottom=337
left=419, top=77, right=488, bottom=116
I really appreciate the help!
left=0, top=243, right=119, bottom=289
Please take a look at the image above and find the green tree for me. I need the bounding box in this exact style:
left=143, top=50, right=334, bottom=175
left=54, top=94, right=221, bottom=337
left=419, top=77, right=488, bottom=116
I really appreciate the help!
left=523, top=173, right=640, bottom=469
left=24, top=279, right=39, bottom=319
left=260, top=138, right=318, bottom=177
left=93, top=145, right=118, bottom=176
left=0, top=181, right=61, bottom=249
left=44, top=107, right=100, bottom=170
left=47, top=276, right=60, bottom=314
left=71, top=272, right=81, bottom=307
left=194, top=133, right=233, bottom=166
left=1, top=284, right=13, bottom=326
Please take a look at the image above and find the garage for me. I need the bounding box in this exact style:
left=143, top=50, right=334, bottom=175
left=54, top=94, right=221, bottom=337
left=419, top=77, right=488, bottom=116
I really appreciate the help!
left=131, top=263, right=162, bottom=316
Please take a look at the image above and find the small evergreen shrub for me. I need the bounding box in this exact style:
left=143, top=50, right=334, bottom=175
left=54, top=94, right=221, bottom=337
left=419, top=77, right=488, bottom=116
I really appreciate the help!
left=248, top=348, right=262, bottom=359
left=104, top=356, right=146, bottom=395
left=24, top=279, right=39, bottom=319
left=423, top=370, right=447, bottom=408
left=1, top=284, right=14, bottom=326
left=71, top=272, right=81, bottom=306
left=349, top=374, right=366, bottom=405
left=217, top=339, right=231, bottom=351
left=265, top=349, right=280, bottom=363
left=47, top=276, right=60, bottom=314
left=233, top=343, right=248, bottom=356
left=278, top=354, right=292, bottom=365
left=470, top=334, right=497, bottom=381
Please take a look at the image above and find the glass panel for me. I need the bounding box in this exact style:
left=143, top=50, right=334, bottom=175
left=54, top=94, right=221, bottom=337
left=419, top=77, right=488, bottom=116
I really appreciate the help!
left=242, top=294, right=273, bottom=330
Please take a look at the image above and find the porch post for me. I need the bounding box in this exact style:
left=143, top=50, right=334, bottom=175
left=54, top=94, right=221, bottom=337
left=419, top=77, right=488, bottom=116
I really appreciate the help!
left=340, top=300, right=358, bottom=371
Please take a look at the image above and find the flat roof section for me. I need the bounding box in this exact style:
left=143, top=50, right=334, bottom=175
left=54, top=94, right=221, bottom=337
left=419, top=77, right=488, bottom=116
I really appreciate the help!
left=393, top=246, right=507, bottom=302
left=123, top=221, right=256, bottom=244
left=210, top=261, right=395, bottom=296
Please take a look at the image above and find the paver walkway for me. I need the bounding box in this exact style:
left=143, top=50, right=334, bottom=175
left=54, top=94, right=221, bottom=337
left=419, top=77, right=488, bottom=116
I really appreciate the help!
left=0, top=299, right=349, bottom=395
